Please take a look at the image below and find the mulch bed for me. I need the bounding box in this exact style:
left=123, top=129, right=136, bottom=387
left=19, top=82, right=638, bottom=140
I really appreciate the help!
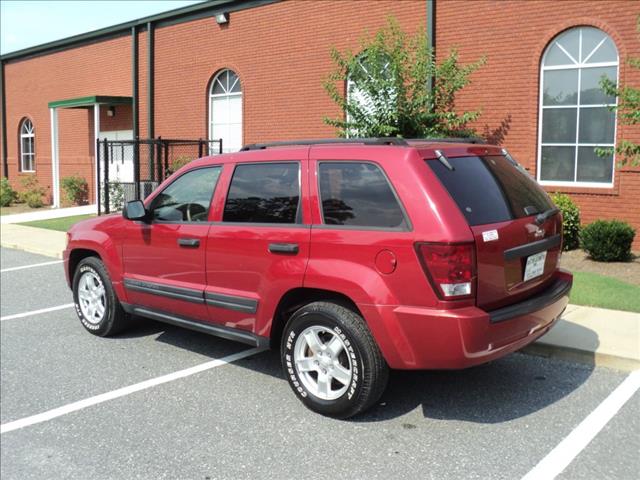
left=560, top=249, right=640, bottom=286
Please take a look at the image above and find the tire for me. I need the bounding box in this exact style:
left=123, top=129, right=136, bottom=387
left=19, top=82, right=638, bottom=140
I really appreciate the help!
left=281, top=301, right=389, bottom=419
left=72, top=256, right=129, bottom=337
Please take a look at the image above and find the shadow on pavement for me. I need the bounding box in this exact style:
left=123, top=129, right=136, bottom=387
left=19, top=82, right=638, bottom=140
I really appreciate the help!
left=125, top=317, right=596, bottom=424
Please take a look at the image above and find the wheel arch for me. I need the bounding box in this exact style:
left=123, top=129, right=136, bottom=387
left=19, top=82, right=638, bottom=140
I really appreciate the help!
left=269, top=287, right=361, bottom=349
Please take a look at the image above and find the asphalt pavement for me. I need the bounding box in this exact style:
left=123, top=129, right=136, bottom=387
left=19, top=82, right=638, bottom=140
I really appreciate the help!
left=1, top=247, right=638, bottom=479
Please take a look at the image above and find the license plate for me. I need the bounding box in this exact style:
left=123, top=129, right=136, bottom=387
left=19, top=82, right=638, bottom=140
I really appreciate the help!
left=523, top=251, right=547, bottom=282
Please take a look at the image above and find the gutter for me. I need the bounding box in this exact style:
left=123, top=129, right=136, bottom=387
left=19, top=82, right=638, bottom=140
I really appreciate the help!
left=0, top=0, right=279, bottom=63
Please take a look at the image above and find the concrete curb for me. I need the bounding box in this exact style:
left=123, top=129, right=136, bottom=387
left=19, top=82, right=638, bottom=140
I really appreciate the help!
left=523, top=343, right=640, bottom=372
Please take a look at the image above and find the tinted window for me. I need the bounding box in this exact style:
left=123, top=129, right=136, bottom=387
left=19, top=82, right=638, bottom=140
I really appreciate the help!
left=319, top=162, right=406, bottom=229
left=223, top=163, right=300, bottom=223
left=428, top=155, right=554, bottom=226
left=151, top=167, right=221, bottom=222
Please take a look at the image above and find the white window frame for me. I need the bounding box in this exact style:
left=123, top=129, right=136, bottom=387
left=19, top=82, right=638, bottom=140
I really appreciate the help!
left=537, top=27, right=619, bottom=188
left=19, top=118, right=35, bottom=172
left=208, top=69, right=242, bottom=154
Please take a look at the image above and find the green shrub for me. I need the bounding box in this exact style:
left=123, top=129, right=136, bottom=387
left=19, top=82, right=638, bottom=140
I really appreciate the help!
left=551, top=193, right=581, bottom=250
left=166, top=155, right=194, bottom=175
left=0, top=178, right=17, bottom=207
left=19, top=176, right=46, bottom=208
left=580, top=220, right=636, bottom=262
left=61, top=175, right=89, bottom=205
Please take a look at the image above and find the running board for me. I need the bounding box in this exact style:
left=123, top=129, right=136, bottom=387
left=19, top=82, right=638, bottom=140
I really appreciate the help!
left=123, top=303, right=269, bottom=348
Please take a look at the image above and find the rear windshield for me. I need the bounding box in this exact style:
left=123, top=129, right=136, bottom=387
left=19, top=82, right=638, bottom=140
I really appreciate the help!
left=427, top=155, right=554, bottom=226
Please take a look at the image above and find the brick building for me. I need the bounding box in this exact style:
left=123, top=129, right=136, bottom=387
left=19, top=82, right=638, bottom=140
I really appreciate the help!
left=1, top=0, right=638, bottom=246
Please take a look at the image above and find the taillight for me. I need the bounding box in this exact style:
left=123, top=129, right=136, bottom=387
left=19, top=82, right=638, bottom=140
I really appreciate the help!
left=416, top=242, right=476, bottom=299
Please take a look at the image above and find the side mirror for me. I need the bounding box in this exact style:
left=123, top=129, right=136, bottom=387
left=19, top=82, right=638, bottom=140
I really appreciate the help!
left=123, top=200, right=148, bottom=222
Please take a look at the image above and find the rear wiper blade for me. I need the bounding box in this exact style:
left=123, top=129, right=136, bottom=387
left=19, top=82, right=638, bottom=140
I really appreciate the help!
left=434, top=150, right=454, bottom=171
left=535, top=207, right=559, bottom=225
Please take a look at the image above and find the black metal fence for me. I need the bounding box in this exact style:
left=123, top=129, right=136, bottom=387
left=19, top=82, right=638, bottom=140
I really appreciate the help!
left=96, top=138, right=222, bottom=214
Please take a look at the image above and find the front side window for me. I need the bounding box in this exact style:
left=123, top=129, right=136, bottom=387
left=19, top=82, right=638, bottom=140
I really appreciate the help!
left=538, top=26, right=619, bottom=186
left=150, top=167, right=221, bottom=222
left=223, top=163, right=300, bottom=224
left=19, top=118, right=35, bottom=172
left=209, top=69, right=242, bottom=153
left=319, top=162, right=407, bottom=229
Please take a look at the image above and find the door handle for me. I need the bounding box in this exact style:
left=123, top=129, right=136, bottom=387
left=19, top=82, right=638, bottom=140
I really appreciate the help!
left=268, top=243, right=299, bottom=254
left=178, top=238, right=200, bottom=248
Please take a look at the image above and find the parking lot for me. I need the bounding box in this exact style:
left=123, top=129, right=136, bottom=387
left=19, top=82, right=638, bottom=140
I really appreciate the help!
left=1, top=246, right=638, bottom=479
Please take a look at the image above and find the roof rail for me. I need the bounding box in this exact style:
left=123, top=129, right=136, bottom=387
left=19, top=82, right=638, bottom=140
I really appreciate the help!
left=413, top=137, right=487, bottom=144
left=240, top=137, right=409, bottom=151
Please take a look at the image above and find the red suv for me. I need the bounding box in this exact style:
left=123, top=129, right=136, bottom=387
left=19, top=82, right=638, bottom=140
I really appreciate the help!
left=64, top=138, right=572, bottom=418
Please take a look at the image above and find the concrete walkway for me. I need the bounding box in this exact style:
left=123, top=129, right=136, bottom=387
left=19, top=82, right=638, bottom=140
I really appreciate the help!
left=0, top=204, right=97, bottom=224
left=1, top=222, right=638, bottom=371
left=0, top=224, right=67, bottom=258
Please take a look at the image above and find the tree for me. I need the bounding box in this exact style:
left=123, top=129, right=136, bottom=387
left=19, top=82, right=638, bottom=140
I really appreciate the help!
left=323, top=17, right=486, bottom=138
left=597, top=16, right=640, bottom=166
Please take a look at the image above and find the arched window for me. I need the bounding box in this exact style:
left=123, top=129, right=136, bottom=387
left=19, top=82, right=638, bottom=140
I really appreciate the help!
left=209, top=69, right=242, bottom=153
left=345, top=53, right=392, bottom=137
left=538, top=27, right=619, bottom=186
left=19, top=118, right=35, bottom=172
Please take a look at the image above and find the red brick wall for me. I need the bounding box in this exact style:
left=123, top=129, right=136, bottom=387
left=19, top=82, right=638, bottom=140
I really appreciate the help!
left=436, top=0, right=640, bottom=248
left=3, top=34, right=132, bottom=203
left=150, top=0, right=425, bottom=143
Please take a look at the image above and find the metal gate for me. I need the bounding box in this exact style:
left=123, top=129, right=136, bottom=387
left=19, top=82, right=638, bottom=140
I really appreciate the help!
left=96, top=138, right=222, bottom=214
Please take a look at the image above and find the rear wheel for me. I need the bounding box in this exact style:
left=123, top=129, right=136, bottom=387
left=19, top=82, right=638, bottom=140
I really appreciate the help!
left=281, top=301, right=388, bottom=419
left=72, top=256, right=129, bottom=337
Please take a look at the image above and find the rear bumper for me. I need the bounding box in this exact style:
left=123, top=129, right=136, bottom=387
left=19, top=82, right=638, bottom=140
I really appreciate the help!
left=359, top=269, right=572, bottom=370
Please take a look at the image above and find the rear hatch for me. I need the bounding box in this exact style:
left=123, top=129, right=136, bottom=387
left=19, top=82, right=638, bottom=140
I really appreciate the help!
left=427, top=152, right=562, bottom=311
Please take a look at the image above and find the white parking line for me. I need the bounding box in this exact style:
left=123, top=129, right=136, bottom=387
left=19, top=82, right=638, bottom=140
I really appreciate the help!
left=522, top=370, right=640, bottom=480
left=0, top=303, right=75, bottom=321
left=1, top=260, right=63, bottom=273
left=0, top=347, right=263, bottom=434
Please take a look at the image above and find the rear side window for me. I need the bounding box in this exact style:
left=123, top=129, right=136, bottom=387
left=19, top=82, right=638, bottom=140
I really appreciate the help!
left=223, top=162, right=300, bottom=223
left=428, top=155, right=554, bottom=226
left=319, top=162, right=407, bottom=229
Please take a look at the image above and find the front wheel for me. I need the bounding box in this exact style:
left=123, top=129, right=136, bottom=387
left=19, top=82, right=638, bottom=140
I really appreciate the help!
left=72, top=256, right=129, bottom=337
left=281, top=301, right=388, bottom=419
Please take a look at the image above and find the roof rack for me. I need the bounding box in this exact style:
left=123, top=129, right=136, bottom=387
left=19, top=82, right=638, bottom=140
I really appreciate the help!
left=414, top=137, right=487, bottom=144
left=240, top=138, right=409, bottom=151
left=240, top=136, right=486, bottom=151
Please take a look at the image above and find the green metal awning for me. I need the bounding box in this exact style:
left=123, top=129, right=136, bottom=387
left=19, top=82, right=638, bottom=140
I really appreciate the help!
left=48, top=95, right=132, bottom=109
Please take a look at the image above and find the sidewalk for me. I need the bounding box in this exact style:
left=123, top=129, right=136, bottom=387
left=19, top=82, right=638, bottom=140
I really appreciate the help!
left=1, top=223, right=639, bottom=371
left=526, top=304, right=640, bottom=372
left=0, top=224, right=67, bottom=258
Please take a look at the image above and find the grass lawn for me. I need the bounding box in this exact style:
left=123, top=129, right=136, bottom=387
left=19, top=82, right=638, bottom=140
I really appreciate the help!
left=570, top=271, right=640, bottom=313
left=18, top=214, right=95, bottom=232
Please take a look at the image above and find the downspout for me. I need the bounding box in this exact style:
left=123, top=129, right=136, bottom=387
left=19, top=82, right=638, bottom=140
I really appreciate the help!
left=1, top=60, right=8, bottom=179
left=147, top=21, right=155, bottom=181
left=147, top=22, right=154, bottom=139
left=426, top=0, right=436, bottom=99
left=131, top=26, right=140, bottom=198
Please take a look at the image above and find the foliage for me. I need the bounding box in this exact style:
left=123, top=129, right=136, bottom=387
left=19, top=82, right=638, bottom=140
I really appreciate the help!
left=19, top=176, right=46, bottom=208
left=580, top=220, right=635, bottom=262
left=103, top=181, right=125, bottom=212
left=61, top=175, right=89, bottom=206
left=0, top=178, right=18, bottom=207
left=166, top=156, right=194, bottom=175
left=323, top=17, right=486, bottom=138
left=551, top=193, right=581, bottom=250
left=596, top=16, right=640, bottom=166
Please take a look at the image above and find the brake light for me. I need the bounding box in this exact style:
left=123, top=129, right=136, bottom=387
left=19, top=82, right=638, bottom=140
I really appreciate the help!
left=416, top=243, right=476, bottom=299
